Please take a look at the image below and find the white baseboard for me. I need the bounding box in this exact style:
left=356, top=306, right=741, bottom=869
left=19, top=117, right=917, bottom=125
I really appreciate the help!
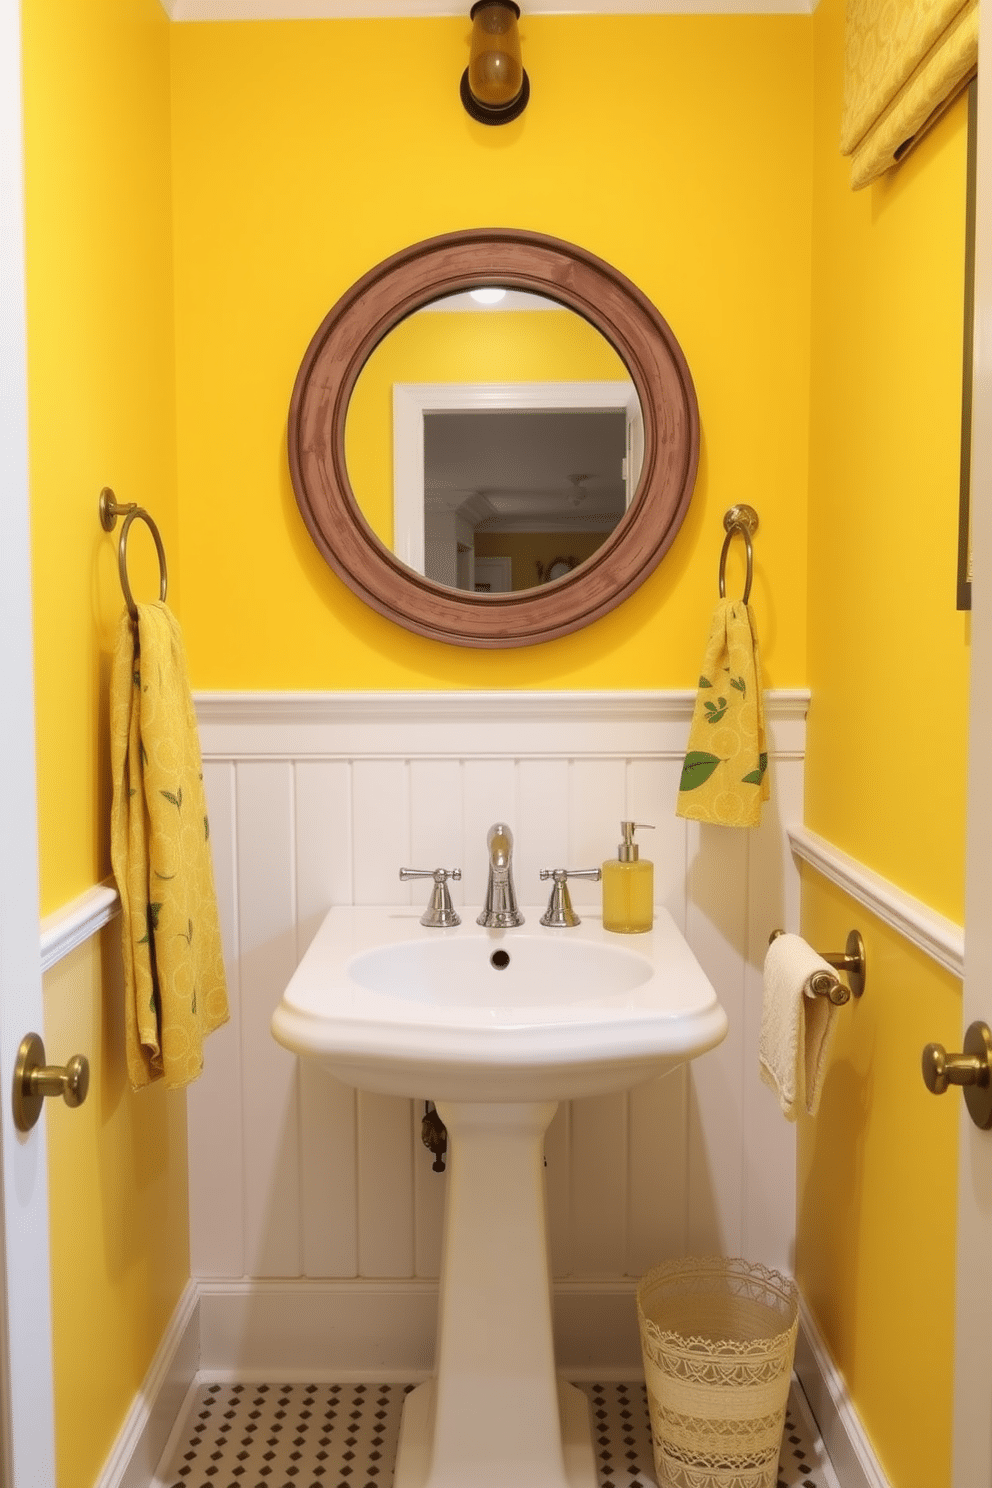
left=102, top=1280, right=881, bottom=1488
left=94, top=1281, right=200, bottom=1488
left=795, top=1299, right=891, bottom=1488
left=194, top=1277, right=645, bottom=1382
left=196, top=1279, right=437, bottom=1380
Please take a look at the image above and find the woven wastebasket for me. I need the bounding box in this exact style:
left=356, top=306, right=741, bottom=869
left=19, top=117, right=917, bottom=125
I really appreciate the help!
left=636, top=1257, right=798, bottom=1488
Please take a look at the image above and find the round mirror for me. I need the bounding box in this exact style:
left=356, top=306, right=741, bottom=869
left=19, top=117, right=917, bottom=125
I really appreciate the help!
left=288, top=229, right=699, bottom=648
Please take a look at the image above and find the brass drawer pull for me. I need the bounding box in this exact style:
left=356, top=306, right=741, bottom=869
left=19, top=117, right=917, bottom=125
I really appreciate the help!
left=921, top=1021, right=992, bottom=1130
left=12, top=1033, right=90, bottom=1133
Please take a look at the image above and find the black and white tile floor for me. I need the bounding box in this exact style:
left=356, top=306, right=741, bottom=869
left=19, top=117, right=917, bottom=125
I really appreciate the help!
left=155, top=1378, right=840, bottom=1488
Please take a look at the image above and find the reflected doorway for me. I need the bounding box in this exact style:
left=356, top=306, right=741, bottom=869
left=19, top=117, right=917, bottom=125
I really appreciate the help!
left=393, top=381, right=643, bottom=592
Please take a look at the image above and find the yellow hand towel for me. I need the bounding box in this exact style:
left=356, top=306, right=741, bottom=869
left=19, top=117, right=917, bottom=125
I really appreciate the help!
left=759, top=934, right=840, bottom=1120
left=110, top=602, right=229, bottom=1090
left=676, top=599, right=769, bottom=827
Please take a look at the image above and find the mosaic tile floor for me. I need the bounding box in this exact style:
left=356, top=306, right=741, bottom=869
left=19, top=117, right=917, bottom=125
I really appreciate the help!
left=155, top=1378, right=840, bottom=1488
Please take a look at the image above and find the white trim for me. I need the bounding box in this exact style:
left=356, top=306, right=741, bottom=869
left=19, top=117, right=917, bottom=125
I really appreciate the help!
left=0, top=0, right=57, bottom=1475
left=956, top=14, right=992, bottom=1485
left=193, top=1277, right=644, bottom=1381
left=196, top=1278, right=437, bottom=1380
left=795, top=1300, right=891, bottom=1488
left=788, top=825, right=964, bottom=979
left=195, top=687, right=709, bottom=726
left=39, top=883, right=119, bottom=973
left=93, top=1282, right=200, bottom=1488
left=192, top=688, right=810, bottom=759
left=162, top=0, right=817, bottom=20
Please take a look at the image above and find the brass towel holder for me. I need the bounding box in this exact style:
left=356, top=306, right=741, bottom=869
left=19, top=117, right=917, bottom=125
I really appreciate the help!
left=99, top=487, right=168, bottom=622
left=769, top=928, right=867, bottom=1005
left=719, top=504, right=759, bottom=604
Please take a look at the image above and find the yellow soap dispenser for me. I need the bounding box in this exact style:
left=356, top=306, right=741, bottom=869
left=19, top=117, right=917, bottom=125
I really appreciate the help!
left=602, top=821, right=655, bottom=933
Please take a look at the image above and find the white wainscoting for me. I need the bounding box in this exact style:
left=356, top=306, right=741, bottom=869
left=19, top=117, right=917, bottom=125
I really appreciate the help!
left=188, top=689, right=808, bottom=1372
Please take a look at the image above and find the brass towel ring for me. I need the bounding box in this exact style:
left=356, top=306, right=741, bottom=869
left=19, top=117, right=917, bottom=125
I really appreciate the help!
left=99, top=487, right=168, bottom=622
left=718, top=504, right=759, bottom=605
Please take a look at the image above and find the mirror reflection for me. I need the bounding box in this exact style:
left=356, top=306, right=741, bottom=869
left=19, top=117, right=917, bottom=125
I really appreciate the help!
left=344, top=290, right=644, bottom=593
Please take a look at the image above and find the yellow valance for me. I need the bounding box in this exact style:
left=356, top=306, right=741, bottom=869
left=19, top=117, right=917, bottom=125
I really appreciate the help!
left=841, top=0, right=978, bottom=190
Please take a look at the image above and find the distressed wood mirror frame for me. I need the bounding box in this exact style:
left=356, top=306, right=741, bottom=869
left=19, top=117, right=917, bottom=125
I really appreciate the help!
left=288, top=228, right=700, bottom=648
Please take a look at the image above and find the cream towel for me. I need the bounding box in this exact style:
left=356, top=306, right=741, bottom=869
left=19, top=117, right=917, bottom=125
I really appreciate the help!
left=676, top=599, right=769, bottom=827
left=759, top=934, right=840, bottom=1121
left=110, top=602, right=229, bottom=1091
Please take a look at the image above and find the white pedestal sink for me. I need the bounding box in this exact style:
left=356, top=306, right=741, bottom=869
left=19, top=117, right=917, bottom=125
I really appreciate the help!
left=272, top=906, right=727, bottom=1488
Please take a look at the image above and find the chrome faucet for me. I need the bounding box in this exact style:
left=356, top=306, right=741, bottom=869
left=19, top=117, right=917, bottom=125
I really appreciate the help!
left=477, top=823, right=524, bottom=928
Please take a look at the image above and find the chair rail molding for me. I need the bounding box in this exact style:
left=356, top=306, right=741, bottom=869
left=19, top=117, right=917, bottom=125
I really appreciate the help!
left=40, top=882, right=119, bottom=972
left=192, top=688, right=810, bottom=759
left=788, top=824, right=964, bottom=979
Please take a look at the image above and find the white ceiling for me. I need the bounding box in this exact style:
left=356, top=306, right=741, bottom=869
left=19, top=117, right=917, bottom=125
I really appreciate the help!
left=162, top=0, right=814, bottom=20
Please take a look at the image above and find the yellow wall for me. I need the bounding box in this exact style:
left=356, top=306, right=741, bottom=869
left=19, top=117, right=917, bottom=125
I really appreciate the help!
left=805, top=0, right=969, bottom=921
left=798, top=876, right=960, bottom=1488
left=43, top=934, right=190, bottom=1488
left=23, top=0, right=181, bottom=914
left=21, top=3, right=190, bottom=1486
left=800, top=0, right=970, bottom=1481
left=170, top=15, right=812, bottom=691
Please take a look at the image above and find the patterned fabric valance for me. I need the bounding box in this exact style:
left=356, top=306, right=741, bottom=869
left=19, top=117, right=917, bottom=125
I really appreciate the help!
left=841, top=0, right=978, bottom=189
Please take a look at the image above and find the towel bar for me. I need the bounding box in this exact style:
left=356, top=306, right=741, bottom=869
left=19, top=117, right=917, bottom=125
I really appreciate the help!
left=769, top=928, right=866, bottom=1002
left=100, top=487, right=168, bottom=622
left=719, top=504, right=759, bottom=604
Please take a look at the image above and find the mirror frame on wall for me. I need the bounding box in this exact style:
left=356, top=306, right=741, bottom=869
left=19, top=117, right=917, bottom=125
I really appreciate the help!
left=288, top=228, right=700, bottom=649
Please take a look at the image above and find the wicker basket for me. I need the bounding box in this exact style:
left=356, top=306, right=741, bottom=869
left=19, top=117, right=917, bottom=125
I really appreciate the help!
left=636, top=1257, right=799, bottom=1488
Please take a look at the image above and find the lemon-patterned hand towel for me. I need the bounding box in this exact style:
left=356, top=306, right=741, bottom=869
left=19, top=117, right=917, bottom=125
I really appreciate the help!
left=676, top=598, right=769, bottom=827
left=110, top=602, right=229, bottom=1090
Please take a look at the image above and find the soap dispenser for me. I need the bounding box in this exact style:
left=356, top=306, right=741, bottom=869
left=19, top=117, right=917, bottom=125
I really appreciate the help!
left=602, top=821, right=655, bottom=933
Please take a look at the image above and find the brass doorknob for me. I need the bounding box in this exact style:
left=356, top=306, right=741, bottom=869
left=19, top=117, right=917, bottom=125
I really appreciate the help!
left=12, top=1033, right=90, bottom=1133
left=922, top=1021, right=992, bottom=1130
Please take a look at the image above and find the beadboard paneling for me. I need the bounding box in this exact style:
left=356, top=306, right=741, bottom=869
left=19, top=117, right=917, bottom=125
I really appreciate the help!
left=238, top=762, right=302, bottom=1278
left=189, top=691, right=807, bottom=1291
left=187, top=761, right=244, bottom=1278
left=686, top=819, right=750, bottom=1257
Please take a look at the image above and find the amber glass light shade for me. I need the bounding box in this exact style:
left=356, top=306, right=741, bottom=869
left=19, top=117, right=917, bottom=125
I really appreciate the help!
left=461, top=0, right=530, bottom=125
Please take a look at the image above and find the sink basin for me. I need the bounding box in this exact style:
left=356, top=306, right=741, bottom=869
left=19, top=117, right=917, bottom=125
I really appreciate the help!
left=351, top=933, right=653, bottom=1004
left=272, top=905, right=727, bottom=1102
left=272, top=904, right=726, bottom=1488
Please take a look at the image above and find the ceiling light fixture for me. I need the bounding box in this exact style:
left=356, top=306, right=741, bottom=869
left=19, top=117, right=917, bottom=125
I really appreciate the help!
left=461, top=0, right=530, bottom=126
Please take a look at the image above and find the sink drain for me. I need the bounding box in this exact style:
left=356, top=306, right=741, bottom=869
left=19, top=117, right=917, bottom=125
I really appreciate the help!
left=490, top=949, right=511, bottom=970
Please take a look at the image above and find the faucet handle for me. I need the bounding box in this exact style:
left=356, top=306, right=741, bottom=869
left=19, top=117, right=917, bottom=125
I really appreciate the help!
left=399, top=867, right=462, bottom=928
left=538, top=867, right=602, bottom=928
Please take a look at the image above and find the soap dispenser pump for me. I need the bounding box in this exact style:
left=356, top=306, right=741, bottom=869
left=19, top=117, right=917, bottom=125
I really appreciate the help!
left=602, top=821, right=654, bottom=933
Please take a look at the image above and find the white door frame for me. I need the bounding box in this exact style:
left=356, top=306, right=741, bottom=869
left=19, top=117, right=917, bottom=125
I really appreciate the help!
left=392, top=381, right=641, bottom=574
left=0, top=0, right=58, bottom=1482
left=953, top=12, right=992, bottom=1484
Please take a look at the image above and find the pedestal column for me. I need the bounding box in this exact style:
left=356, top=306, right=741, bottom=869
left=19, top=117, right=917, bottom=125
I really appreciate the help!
left=393, top=1099, right=596, bottom=1488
